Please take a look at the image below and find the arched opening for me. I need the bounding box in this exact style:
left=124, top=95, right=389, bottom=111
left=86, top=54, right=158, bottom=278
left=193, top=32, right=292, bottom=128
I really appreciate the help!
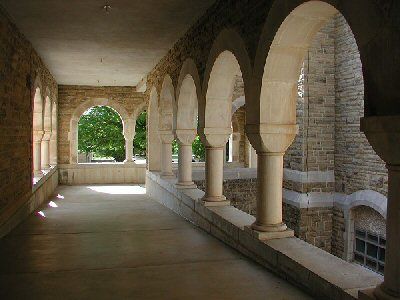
left=254, top=1, right=387, bottom=274
left=50, top=101, right=58, bottom=165
left=133, top=110, right=147, bottom=164
left=77, top=106, right=125, bottom=163
left=41, top=95, right=52, bottom=169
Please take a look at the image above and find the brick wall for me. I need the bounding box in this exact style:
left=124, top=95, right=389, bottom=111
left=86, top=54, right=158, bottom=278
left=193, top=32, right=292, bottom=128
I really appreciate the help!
left=58, top=86, right=146, bottom=164
left=0, top=7, right=57, bottom=227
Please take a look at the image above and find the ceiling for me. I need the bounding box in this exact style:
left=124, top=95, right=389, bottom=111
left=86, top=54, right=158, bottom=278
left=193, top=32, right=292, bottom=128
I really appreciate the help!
left=1, top=0, right=215, bottom=87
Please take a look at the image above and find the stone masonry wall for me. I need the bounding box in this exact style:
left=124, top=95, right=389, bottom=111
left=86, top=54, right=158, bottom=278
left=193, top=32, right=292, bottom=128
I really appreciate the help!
left=58, top=86, right=146, bottom=164
left=334, top=14, right=387, bottom=196
left=0, top=7, right=58, bottom=227
left=194, top=179, right=331, bottom=252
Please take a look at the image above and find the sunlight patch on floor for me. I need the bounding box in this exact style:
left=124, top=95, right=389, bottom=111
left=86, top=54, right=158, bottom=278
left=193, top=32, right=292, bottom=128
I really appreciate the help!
left=87, top=185, right=146, bottom=195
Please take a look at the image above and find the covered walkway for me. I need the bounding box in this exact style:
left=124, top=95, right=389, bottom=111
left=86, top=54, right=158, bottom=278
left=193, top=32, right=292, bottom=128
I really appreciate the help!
left=0, top=185, right=311, bottom=299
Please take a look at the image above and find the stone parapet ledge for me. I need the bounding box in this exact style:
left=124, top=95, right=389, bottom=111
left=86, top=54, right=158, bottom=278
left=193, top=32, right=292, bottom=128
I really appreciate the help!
left=32, top=165, right=58, bottom=193
left=146, top=171, right=383, bottom=300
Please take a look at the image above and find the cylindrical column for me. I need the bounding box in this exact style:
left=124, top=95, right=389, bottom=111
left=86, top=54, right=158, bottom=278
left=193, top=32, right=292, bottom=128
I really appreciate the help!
left=124, top=138, right=134, bottom=163
left=33, top=131, right=43, bottom=176
left=161, top=141, right=174, bottom=178
left=374, top=165, right=400, bottom=299
left=202, top=147, right=225, bottom=202
left=251, top=152, right=287, bottom=232
left=176, top=143, right=195, bottom=187
left=41, top=139, right=50, bottom=169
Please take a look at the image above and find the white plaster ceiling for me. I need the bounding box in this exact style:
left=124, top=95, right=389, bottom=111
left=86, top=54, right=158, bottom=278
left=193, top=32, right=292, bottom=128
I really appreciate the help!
left=1, top=0, right=215, bottom=86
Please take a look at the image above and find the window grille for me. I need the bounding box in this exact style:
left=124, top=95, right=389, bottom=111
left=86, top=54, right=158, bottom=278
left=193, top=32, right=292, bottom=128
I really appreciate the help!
left=354, top=228, right=385, bottom=275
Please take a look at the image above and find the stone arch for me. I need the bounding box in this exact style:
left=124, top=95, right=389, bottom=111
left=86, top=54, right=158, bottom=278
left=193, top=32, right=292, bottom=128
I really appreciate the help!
left=252, top=0, right=395, bottom=124
left=200, top=29, right=252, bottom=135
left=148, top=87, right=161, bottom=171
left=232, top=96, right=245, bottom=116
left=176, top=59, right=200, bottom=131
left=69, top=98, right=129, bottom=164
left=345, top=190, right=387, bottom=219
left=159, top=75, right=175, bottom=133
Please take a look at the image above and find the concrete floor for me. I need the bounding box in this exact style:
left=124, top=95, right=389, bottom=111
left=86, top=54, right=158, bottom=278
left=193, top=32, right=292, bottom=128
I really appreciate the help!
left=0, top=185, right=312, bottom=300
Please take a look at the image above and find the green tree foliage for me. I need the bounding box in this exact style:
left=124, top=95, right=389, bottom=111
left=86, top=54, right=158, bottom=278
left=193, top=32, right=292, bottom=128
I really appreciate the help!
left=192, top=136, right=205, bottom=161
left=78, top=106, right=125, bottom=162
left=133, top=111, right=147, bottom=156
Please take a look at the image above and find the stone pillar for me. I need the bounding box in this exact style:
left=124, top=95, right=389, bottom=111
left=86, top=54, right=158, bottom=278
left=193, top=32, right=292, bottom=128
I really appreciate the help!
left=200, top=127, right=231, bottom=205
left=245, top=124, right=298, bottom=239
left=33, top=130, right=44, bottom=176
left=159, top=132, right=175, bottom=178
left=176, top=129, right=196, bottom=188
left=50, top=132, right=57, bottom=165
left=41, top=131, right=51, bottom=169
left=123, top=119, right=135, bottom=164
left=360, top=116, right=400, bottom=300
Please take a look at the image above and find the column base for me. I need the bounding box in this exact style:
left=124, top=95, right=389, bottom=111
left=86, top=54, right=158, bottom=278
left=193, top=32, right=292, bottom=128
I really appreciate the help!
left=200, top=195, right=230, bottom=206
left=123, top=160, right=136, bottom=165
left=244, top=225, right=294, bottom=240
left=176, top=182, right=197, bottom=189
left=251, top=221, right=288, bottom=232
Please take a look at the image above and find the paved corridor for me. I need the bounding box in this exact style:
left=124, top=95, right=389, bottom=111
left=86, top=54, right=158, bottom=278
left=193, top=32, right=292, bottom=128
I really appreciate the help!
left=0, top=185, right=312, bottom=299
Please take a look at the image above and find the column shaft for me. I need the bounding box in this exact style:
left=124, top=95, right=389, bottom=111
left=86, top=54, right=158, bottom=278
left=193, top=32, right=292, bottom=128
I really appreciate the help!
left=41, top=139, right=50, bottom=169
left=125, top=138, right=134, bottom=163
left=203, top=147, right=225, bottom=202
left=161, top=141, right=174, bottom=177
left=375, top=165, right=400, bottom=299
left=177, top=143, right=194, bottom=187
left=252, top=152, right=287, bottom=232
left=33, top=141, right=42, bottom=174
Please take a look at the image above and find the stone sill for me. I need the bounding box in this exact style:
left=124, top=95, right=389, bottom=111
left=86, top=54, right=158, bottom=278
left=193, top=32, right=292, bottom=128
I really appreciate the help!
left=32, top=165, right=58, bottom=193
left=59, top=163, right=146, bottom=169
left=146, top=171, right=383, bottom=300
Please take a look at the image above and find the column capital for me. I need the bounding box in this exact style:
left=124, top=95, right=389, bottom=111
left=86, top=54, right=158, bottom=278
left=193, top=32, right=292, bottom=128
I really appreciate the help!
left=176, top=129, right=196, bottom=145
left=159, top=130, right=174, bottom=143
left=361, top=116, right=400, bottom=166
left=199, top=127, right=232, bottom=148
left=33, top=130, right=44, bottom=142
left=42, top=131, right=52, bottom=141
left=245, top=123, right=298, bottom=153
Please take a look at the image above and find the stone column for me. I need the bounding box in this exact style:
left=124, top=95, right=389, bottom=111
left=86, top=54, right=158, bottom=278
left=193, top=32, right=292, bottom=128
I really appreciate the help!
left=123, top=119, right=135, bottom=163
left=33, top=130, right=44, bottom=176
left=245, top=123, right=298, bottom=239
left=41, top=131, right=51, bottom=169
left=50, top=132, right=57, bottom=165
left=232, top=132, right=240, bottom=163
left=360, top=116, right=400, bottom=300
left=159, top=132, right=175, bottom=178
left=176, top=129, right=196, bottom=188
left=200, top=127, right=231, bottom=205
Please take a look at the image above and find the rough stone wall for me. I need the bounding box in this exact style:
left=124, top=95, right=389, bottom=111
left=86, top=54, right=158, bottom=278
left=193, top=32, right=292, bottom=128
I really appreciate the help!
left=58, top=86, right=146, bottom=164
left=331, top=206, right=345, bottom=258
left=0, top=7, right=57, bottom=227
left=284, top=19, right=335, bottom=175
left=353, top=205, right=386, bottom=238
left=284, top=204, right=332, bottom=252
left=334, top=14, right=387, bottom=196
left=232, top=107, right=247, bottom=165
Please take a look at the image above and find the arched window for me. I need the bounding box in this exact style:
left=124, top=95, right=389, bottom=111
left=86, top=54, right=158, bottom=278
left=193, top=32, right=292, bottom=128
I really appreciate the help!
left=77, top=106, right=125, bottom=163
